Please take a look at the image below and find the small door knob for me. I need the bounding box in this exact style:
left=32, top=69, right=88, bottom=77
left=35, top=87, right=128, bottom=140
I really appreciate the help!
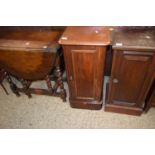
left=69, top=76, right=73, bottom=81
left=113, top=78, right=119, bottom=84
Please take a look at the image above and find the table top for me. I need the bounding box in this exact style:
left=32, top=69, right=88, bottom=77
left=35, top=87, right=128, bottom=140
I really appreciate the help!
left=59, top=26, right=111, bottom=46
left=0, top=30, right=62, bottom=51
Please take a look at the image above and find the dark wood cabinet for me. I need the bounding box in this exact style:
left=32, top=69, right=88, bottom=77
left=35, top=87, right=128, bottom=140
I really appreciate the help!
left=59, top=27, right=110, bottom=110
left=105, top=29, right=155, bottom=115
left=106, top=50, right=155, bottom=115
left=63, top=45, right=106, bottom=109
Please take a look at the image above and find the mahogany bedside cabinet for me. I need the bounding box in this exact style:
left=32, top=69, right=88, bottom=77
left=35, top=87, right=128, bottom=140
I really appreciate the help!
left=0, top=29, right=66, bottom=101
left=59, top=26, right=110, bottom=110
left=105, top=28, right=155, bottom=115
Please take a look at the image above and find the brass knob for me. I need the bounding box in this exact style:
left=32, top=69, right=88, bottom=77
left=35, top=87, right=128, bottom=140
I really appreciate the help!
left=113, top=78, right=119, bottom=84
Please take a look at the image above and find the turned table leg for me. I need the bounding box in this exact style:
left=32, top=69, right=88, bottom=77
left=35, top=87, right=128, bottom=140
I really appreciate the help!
left=55, top=65, right=66, bottom=102
left=20, top=79, right=32, bottom=98
left=5, top=73, right=20, bottom=97
left=45, top=75, right=53, bottom=94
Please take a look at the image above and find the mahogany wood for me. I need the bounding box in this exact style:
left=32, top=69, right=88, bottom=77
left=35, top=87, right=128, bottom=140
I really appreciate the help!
left=105, top=28, right=155, bottom=115
left=0, top=28, right=66, bottom=101
left=1, top=26, right=155, bottom=116
left=59, top=26, right=110, bottom=46
left=59, top=27, right=110, bottom=110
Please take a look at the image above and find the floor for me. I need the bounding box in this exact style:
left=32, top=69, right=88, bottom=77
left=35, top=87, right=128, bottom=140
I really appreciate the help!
left=0, top=78, right=155, bottom=129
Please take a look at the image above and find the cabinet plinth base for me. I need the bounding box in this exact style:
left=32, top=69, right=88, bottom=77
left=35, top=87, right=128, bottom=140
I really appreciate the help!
left=105, top=104, right=143, bottom=116
left=69, top=98, right=102, bottom=110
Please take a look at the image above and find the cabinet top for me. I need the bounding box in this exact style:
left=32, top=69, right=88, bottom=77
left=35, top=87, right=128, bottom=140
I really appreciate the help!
left=58, top=26, right=111, bottom=46
left=112, top=27, right=155, bottom=50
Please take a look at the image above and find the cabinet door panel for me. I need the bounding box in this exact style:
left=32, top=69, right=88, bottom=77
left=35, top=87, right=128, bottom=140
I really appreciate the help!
left=109, top=51, right=154, bottom=107
left=71, top=49, right=96, bottom=99
left=63, top=45, right=105, bottom=102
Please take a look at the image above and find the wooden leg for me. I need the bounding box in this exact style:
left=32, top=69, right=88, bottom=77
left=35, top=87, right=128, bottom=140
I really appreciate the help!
left=55, top=65, right=66, bottom=102
left=20, top=79, right=32, bottom=98
left=45, top=75, right=53, bottom=94
left=5, top=73, right=20, bottom=97
left=53, top=82, right=59, bottom=94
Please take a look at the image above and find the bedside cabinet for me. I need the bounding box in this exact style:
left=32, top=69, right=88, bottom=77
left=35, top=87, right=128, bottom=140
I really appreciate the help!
left=105, top=29, right=155, bottom=115
left=59, top=27, right=110, bottom=110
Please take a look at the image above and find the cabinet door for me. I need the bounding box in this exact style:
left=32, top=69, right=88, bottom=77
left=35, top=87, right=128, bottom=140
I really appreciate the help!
left=63, top=45, right=106, bottom=102
left=108, top=50, right=155, bottom=108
